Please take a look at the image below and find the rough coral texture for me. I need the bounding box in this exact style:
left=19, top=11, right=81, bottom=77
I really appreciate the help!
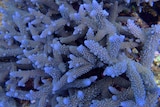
left=0, top=0, right=160, bottom=107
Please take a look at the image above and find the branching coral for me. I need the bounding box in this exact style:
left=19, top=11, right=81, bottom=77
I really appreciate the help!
left=0, top=0, right=160, bottom=107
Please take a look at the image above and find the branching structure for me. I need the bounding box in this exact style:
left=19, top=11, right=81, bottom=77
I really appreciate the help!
left=0, top=0, right=160, bottom=107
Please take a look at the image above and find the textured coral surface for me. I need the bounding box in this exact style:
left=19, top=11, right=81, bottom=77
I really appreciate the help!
left=0, top=0, right=160, bottom=107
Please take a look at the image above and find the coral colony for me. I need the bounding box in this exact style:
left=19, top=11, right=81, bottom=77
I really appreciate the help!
left=0, top=0, right=160, bottom=107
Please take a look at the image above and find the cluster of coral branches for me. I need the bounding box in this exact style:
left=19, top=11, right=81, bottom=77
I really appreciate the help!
left=0, top=0, right=160, bottom=107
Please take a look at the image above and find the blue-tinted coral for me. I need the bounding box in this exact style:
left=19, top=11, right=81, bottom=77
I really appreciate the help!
left=0, top=0, right=160, bottom=107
